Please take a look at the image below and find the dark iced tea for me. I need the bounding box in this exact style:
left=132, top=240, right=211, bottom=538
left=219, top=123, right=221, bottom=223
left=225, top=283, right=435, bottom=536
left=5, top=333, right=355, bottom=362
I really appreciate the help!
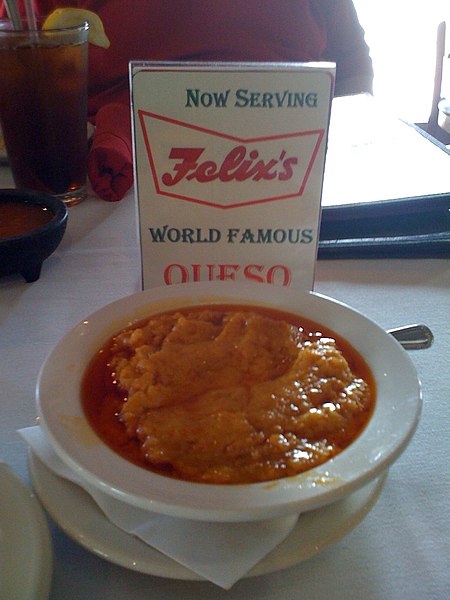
left=0, top=22, right=89, bottom=205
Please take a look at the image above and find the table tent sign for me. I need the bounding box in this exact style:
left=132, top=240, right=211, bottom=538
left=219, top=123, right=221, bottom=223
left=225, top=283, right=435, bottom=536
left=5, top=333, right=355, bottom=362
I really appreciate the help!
left=130, top=62, right=335, bottom=291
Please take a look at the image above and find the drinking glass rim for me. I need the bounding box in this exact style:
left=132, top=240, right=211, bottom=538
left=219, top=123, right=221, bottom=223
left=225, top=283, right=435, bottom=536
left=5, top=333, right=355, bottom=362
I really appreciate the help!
left=0, top=18, right=89, bottom=35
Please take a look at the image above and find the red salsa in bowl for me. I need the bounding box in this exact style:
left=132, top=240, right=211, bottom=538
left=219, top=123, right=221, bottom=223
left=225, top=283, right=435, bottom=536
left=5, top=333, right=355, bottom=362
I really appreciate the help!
left=0, top=188, right=68, bottom=282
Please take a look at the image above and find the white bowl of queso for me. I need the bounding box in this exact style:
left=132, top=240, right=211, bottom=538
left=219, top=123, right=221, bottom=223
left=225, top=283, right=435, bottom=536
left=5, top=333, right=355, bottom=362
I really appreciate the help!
left=36, top=282, right=421, bottom=522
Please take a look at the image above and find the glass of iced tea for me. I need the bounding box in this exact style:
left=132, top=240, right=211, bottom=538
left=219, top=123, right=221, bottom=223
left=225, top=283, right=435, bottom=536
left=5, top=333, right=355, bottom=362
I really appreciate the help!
left=0, top=19, right=89, bottom=206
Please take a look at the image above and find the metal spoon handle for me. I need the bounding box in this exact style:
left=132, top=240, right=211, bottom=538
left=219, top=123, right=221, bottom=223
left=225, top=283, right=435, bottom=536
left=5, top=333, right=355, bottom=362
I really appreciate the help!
left=387, top=324, right=434, bottom=349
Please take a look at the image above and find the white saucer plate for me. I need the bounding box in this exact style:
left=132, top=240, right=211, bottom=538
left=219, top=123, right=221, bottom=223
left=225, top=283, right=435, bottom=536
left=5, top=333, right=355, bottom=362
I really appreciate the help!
left=0, top=462, right=53, bottom=600
left=29, top=452, right=387, bottom=581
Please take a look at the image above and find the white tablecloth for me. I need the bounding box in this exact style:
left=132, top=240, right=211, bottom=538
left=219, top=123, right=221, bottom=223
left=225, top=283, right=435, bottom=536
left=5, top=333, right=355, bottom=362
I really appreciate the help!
left=1, top=165, right=449, bottom=600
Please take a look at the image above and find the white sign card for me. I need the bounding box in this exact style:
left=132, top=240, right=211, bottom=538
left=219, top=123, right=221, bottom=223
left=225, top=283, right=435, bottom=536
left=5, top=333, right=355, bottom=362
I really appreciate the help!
left=130, top=62, right=335, bottom=290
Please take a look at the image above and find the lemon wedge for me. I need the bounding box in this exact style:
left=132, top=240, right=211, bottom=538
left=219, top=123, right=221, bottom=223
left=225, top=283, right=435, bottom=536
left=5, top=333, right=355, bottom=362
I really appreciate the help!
left=42, top=8, right=110, bottom=48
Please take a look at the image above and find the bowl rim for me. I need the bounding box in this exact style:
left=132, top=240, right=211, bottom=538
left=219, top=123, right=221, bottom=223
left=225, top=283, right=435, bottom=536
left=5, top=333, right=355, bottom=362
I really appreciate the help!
left=36, top=282, right=422, bottom=522
left=0, top=188, right=68, bottom=243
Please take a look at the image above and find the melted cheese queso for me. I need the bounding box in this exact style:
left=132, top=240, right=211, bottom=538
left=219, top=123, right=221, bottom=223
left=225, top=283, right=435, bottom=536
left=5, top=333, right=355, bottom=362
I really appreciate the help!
left=82, top=305, right=375, bottom=484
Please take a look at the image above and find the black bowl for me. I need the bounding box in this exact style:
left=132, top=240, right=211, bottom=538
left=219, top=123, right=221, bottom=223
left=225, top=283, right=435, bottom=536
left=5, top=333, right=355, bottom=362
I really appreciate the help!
left=0, top=189, right=68, bottom=282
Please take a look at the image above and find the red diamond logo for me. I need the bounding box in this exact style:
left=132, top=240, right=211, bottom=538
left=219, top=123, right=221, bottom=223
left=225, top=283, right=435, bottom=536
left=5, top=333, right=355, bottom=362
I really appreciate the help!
left=138, top=110, right=324, bottom=209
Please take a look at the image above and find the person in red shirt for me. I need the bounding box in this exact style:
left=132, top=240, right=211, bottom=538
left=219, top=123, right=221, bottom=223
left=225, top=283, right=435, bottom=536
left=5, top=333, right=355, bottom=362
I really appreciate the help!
left=3, top=0, right=373, bottom=118
left=2, top=1, right=373, bottom=200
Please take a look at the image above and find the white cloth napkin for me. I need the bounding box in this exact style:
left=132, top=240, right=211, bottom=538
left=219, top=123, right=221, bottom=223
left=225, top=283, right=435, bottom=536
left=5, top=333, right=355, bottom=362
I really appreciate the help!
left=19, top=426, right=299, bottom=589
